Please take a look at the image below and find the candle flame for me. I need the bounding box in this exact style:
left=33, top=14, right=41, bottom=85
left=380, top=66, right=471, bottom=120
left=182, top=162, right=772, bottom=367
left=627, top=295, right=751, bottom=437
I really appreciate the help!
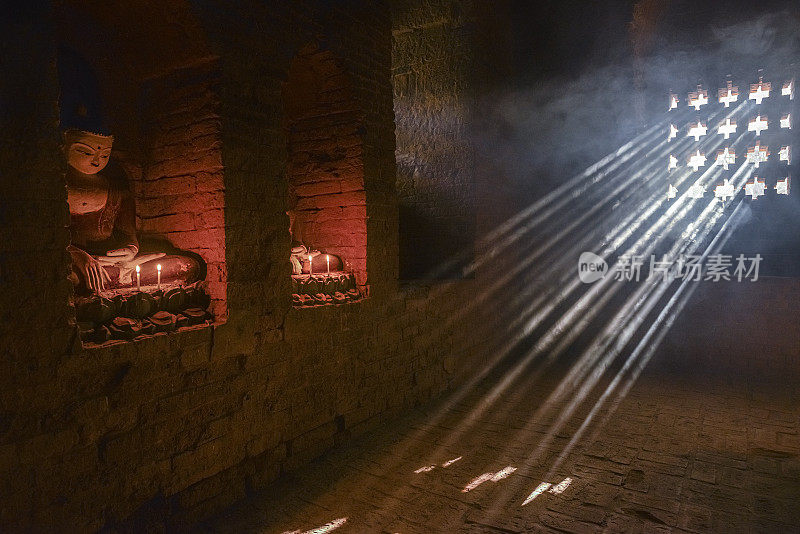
left=135, top=265, right=140, bottom=273
left=157, top=263, right=162, bottom=271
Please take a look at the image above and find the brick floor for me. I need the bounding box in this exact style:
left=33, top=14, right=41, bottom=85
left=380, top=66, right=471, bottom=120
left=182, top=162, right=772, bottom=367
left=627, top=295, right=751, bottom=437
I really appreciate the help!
left=198, top=351, right=800, bottom=533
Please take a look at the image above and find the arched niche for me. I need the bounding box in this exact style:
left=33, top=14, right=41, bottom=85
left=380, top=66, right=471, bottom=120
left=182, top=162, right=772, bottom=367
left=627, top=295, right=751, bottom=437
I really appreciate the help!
left=283, top=44, right=369, bottom=299
left=55, top=0, right=227, bottom=343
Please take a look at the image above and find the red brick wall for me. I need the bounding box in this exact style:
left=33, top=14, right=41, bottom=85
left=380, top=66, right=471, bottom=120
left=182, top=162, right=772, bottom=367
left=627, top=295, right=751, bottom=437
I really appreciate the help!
left=284, top=45, right=368, bottom=287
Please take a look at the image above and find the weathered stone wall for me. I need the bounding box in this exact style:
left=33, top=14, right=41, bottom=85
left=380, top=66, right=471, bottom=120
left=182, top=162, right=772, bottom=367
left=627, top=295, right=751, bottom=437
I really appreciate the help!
left=0, top=0, right=517, bottom=531
left=392, top=0, right=507, bottom=279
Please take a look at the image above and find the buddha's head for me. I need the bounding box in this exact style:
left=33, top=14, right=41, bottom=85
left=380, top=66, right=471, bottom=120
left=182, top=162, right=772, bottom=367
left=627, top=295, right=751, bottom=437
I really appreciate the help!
left=63, top=129, right=113, bottom=175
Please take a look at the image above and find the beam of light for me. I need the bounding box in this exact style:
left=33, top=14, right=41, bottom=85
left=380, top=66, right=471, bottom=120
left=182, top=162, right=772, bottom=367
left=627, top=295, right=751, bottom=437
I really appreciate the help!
left=534, top=162, right=752, bottom=414
left=365, top=105, right=739, bottom=514
left=493, top=202, right=752, bottom=512
left=511, top=126, right=747, bottom=341
left=414, top=465, right=436, bottom=473
left=400, top=121, right=692, bottom=412
left=495, top=164, right=754, bottom=514
left=501, top=127, right=748, bottom=390
left=505, top=126, right=750, bottom=381
left=521, top=199, right=749, bottom=508
left=497, top=103, right=741, bottom=300
left=482, top=161, right=747, bottom=512
left=466, top=130, right=680, bottom=319
left=519, top=164, right=726, bottom=381
left=468, top=178, right=736, bottom=512
left=442, top=456, right=462, bottom=467
left=282, top=518, right=348, bottom=534
left=465, top=153, right=709, bottom=418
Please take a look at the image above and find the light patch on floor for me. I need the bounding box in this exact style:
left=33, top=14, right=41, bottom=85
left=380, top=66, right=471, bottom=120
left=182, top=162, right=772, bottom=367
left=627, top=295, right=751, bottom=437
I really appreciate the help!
left=522, top=482, right=552, bottom=505
left=490, top=466, right=517, bottom=481
left=463, top=466, right=518, bottom=492
left=462, top=472, right=496, bottom=492
left=442, top=456, right=462, bottom=467
left=281, top=517, right=348, bottom=534
left=548, top=477, right=572, bottom=494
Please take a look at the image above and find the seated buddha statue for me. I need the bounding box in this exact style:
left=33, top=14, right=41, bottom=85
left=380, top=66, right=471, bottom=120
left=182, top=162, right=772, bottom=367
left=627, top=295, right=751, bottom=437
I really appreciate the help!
left=64, top=129, right=201, bottom=294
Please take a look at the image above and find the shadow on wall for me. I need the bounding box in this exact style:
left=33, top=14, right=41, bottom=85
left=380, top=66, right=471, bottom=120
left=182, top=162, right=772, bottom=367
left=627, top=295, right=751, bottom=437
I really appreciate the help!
left=399, top=202, right=474, bottom=281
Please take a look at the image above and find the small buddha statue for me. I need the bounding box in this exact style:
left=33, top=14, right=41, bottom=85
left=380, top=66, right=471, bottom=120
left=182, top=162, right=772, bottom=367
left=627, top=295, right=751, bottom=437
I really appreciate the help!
left=64, top=129, right=200, bottom=294
left=286, top=209, right=343, bottom=275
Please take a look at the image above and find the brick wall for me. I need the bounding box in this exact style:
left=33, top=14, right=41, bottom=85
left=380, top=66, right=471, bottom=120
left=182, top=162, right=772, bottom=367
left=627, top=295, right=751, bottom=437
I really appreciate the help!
left=0, top=0, right=519, bottom=531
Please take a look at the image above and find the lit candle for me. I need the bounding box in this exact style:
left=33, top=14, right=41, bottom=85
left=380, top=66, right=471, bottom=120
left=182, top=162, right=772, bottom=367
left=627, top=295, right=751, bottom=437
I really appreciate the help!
left=308, top=254, right=313, bottom=276
left=135, top=264, right=141, bottom=291
left=326, top=254, right=330, bottom=274
left=157, top=263, right=162, bottom=290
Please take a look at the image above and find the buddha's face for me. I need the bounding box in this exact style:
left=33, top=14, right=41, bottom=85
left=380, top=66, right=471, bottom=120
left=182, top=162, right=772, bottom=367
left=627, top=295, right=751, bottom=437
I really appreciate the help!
left=64, top=130, right=113, bottom=175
